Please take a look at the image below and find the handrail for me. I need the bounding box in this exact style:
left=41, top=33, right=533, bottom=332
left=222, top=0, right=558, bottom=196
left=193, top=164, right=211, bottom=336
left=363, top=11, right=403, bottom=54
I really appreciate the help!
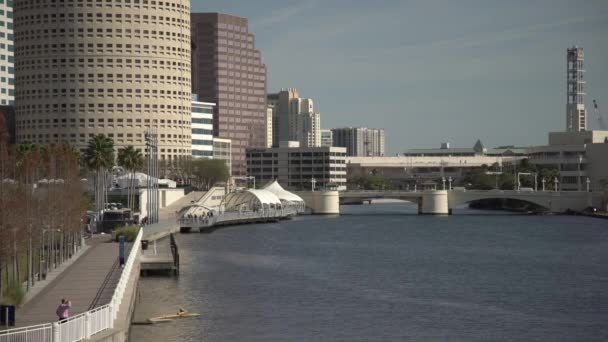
left=0, top=228, right=143, bottom=342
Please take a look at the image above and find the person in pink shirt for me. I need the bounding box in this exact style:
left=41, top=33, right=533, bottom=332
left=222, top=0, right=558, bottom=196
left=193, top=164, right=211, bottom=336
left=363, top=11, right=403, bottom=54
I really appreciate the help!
left=55, top=298, right=71, bottom=321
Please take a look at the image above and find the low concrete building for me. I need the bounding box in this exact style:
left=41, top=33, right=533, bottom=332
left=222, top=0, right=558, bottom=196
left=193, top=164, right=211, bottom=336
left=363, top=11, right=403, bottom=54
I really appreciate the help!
left=403, top=140, right=528, bottom=157
left=347, top=155, right=525, bottom=188
left=246, top=141, right=347, bottom=191
left=529, top=130, right=608, bottom=191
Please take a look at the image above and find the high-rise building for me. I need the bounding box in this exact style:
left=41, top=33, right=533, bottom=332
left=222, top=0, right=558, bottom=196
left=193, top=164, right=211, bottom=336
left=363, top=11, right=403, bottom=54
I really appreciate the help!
left=267, top=92, right=280, bottom=146
left=332, top=127, right=385, bottom=156
left=191, top=96, right=215, bottom=159
left=320, top=129, right=333, bottom=147
left=268, top=88, right=321, bottom=148
left=566, top=46, right=587, bottom=132
left=0, top=0, right=13, bottom=106
left=266, top=105, right=274, bottom=148
left=191, top=13, right=267, bottom=176
left=13, top=0, right=192, bottom=160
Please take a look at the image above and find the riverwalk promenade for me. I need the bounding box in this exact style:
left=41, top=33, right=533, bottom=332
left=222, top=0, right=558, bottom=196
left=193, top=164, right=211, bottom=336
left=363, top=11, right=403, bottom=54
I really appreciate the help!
left=15, top=235, right=126, bottom=327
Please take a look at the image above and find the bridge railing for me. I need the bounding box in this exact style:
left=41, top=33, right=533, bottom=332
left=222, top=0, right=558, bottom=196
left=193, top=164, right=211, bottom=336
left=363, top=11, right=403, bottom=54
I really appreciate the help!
left=0, top=229, right=142, bottom=342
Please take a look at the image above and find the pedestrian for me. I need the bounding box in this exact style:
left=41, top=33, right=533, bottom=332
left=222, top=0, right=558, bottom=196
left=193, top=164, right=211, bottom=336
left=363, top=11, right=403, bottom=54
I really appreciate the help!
left=56, top=298, right=71, bottom=321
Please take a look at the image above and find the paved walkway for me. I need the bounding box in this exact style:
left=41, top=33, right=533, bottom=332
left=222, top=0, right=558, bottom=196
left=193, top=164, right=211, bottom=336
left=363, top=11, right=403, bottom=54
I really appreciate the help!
left=16, top=235, right=124, bottom=327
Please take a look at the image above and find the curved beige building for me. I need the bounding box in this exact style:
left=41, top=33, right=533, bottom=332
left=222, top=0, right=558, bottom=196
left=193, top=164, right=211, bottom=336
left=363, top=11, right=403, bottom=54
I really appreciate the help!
left=13, top=0, right=192, bottom=160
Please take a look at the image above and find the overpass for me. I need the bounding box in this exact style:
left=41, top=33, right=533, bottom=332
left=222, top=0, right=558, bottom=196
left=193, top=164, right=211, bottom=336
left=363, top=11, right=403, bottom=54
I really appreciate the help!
left=306, top=189, right=603, bottom=215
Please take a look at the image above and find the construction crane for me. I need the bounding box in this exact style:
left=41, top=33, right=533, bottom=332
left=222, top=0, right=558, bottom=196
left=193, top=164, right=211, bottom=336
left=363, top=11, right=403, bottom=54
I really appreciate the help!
left=593, top=99, right=606, bottom=130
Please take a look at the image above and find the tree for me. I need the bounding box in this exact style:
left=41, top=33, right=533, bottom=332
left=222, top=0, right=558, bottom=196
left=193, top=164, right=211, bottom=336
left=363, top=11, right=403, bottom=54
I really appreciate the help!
left=190, top=159, right=230, bottom=190
left=83, top=135, right=115, bottom=218
left=117, top=146, right=144, bottom=211
left=347, top=174, right=395, bottom=190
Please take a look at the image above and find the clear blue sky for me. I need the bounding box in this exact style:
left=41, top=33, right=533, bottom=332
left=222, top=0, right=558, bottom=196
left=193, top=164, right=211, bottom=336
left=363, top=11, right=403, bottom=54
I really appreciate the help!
left=192, top=0, right=608, bottom=154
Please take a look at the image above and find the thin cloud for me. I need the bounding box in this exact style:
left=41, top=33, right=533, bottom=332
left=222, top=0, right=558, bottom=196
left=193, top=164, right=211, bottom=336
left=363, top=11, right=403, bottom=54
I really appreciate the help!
left=251, top=0, right=320, bottom=30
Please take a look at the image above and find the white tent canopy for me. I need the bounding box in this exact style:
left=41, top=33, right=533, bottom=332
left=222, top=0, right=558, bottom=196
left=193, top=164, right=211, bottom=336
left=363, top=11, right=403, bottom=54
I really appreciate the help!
left=262, top=180, right=305, bottom=204
left=115, top=172, right=176, bottom=189
left=223, top=189, right=282, bottom=211
left=179, top=204, right=215, bottom=218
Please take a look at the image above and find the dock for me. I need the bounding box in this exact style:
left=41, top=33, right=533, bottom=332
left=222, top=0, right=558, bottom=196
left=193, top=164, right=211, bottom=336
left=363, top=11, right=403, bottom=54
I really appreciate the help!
left=140, top=233, right=179, bottom=276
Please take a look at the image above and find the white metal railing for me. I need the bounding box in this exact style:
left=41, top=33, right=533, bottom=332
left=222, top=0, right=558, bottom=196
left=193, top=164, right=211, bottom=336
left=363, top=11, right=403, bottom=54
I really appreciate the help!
left=88, top=305, right=111, bottom=336
left=0, top=323, right=52, bottom=342
left=56, top=312, right=86, bottom=342
left=179, top=206, right=304, bottom=229
left=110, top=228, right=142, bottom=322
left=0, top=229, right=142, bottom=342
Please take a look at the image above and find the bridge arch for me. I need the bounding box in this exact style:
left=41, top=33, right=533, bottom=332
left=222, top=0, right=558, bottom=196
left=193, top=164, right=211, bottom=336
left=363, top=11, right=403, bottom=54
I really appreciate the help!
left=448, top=192, right=554, bottom=211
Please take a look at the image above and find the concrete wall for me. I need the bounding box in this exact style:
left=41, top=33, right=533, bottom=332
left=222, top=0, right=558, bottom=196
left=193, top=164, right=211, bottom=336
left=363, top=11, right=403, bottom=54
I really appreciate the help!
left=586, top=143, right=608, bottom=191
left=139, top=188, right=185, bottom=219
left=420, top=191, right=449, bottom=215
left=296, top=191, right=340, bottom=214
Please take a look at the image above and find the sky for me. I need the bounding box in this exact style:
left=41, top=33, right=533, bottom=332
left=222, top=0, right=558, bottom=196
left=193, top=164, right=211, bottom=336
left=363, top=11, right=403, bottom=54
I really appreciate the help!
left=191, top=0, right=608, bottom=154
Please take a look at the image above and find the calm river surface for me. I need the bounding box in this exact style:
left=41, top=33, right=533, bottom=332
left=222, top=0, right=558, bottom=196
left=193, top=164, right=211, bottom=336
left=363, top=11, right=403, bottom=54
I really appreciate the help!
left=131, top=203, right=608, bottom=341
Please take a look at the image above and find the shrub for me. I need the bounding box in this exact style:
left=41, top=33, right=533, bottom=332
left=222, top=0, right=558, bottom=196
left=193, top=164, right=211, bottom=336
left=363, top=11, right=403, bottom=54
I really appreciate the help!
left=2, top=278, right=25, bottom=307
left=114, top=225, right=140, bottom=242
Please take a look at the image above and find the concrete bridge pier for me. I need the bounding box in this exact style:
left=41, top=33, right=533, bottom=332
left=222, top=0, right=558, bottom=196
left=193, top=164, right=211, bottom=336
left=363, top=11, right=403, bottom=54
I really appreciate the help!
left=420, top=190, right=450, bottom=215
left=297, top=191, right=341, bottom=214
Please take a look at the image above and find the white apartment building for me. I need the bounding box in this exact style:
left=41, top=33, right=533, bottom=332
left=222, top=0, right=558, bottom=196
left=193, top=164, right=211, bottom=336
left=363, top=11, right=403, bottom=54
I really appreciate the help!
left=246, top=141, right=347, bottom=191
left=191, top=98, right=215, bottom=158
left=266, top=105, right=274, bottom=148
left=332, top=127, right=386, bottom=156
left=0, top=0, right=13, bottom=105
left=268, top=89, right=321, bottom=148
left=320, top=129, right=333, bottom=147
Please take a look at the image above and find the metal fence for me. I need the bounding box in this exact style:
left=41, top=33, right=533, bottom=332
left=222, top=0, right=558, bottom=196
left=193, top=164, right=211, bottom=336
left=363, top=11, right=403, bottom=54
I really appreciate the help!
left=179, top=206, right=303, bottom=230
left=0, top=323, right=52, bottom=342
left=0, top=229, right=142, bottom=342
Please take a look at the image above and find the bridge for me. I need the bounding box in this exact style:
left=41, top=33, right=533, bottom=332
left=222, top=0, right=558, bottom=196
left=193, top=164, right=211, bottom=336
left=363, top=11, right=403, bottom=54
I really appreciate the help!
left=336, top=189, right=603, bottom=215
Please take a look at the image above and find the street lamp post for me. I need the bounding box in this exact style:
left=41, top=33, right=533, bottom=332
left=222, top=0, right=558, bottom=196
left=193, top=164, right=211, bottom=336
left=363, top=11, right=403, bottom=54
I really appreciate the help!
left=145, top=127, right=159, bottom=224
left=311, top=178, right=317, bottom=192
left=578, top=155, right=583, bottom=191
left=542, top=178, right=546, bottom=192
left=553, top=177, right=559, bottom=192
left=586, top=177, right=591, bottom=192
left=448, top=177, right=453, bottom=191
left=441, top=177, right=446, bottom=190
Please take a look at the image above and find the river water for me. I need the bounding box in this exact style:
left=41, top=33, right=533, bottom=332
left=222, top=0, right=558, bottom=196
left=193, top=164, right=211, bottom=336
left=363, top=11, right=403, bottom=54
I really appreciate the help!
left=131, top=203, right=607, bottom=341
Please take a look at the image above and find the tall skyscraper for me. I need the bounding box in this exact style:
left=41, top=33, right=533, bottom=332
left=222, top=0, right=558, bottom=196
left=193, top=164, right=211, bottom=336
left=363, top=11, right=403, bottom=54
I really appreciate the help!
left=0, top=0, right=13, bottom=105
left=566, top=46, right=587, bottom=132
left=332, top=127, right=385, bottom=157
left=268, top=88, right=321, bottom=148
left=191, top=13, right=267, bottom=176
left=13, top=0, right=192, bottom=161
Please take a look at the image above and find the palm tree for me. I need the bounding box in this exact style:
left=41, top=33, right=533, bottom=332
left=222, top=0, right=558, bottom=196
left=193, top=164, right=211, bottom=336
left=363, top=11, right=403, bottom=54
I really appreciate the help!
left=83, top=135, right=115, bottom=221
left=117, top=146, right=144, bottom=212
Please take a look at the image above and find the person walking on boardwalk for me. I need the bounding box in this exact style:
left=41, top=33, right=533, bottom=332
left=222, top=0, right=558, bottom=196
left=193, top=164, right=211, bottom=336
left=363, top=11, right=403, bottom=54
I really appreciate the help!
left=56, top=298, right=72, bottom=321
